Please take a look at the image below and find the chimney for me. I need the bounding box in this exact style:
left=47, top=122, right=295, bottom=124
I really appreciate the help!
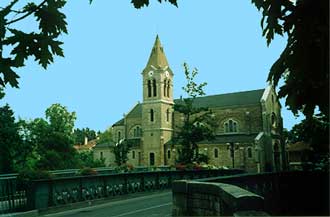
left=84, top=136, right=88, bottom=145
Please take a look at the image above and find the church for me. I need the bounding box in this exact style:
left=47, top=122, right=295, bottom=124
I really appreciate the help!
left=93, top=35, right=285, bottom=172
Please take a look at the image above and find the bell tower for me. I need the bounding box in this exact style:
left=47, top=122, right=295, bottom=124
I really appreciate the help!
left=141, top=35, right=174, bottom=166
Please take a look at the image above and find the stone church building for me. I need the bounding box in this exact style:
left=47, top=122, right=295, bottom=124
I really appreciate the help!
left=94, top=36, right=285, bottom=172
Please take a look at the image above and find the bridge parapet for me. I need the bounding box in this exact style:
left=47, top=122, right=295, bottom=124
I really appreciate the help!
left=172, top=180, right=268, bottom=216
left=26, top=169, right=243, bottom=211
left=172, top=171, right=329, bottom=216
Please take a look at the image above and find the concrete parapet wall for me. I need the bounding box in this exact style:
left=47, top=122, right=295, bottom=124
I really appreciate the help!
left=172, top=180, right=269, bottom=216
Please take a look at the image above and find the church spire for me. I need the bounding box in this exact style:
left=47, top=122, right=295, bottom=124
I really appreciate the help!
left=146, top=35, right=169, bottom=68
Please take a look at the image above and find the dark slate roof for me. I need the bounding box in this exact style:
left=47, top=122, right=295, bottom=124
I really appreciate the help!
left=112, top=89, right=264, bottom=126
left=174, top=89, right=265, bottom=108
left=112, top=118, right=124, bottom=127
left=126, top=103, right=142, bottom=118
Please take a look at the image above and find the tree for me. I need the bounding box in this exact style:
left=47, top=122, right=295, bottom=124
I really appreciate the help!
left=96, top=128, right=113, bottom=145
left=289, top=116, right=329, bottom=153
left=173, top=63, right=217, bottom=164
left=73, top=127, right=97, bottom=145
left=252, top=0, right=329, bottom=119
left=25, top=103, right=79, bottom=170
left=76, top=151, right=105, bottom=168
left=113, top=139, right=131, bottom=166
left=0, top=104, right=21, bottom=173
left=0, top=0, right=68, bottom=88
left=0, top=87, right=4, bottom=99
left=45, top=103, right=76, bottom=134
left=134, top=0, right=329, bottom=120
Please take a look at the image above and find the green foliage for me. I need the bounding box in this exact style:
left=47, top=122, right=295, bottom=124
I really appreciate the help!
left=76, top=151, right=105, bottom=168
left=174, top=63, right=218, bottom=164
left=131, top=0, right=178, bottom=9
left=0, top=104, right=21, bottom=173
left=17, top=168, right=53, bottom=182
left=73, top=128, right=97, bottom=145
left=0, top=87, right=4, bottom=99
left=194, top=153, right=209, bottom=164
left=97, top=128, right=113, bottom=145
left=289, top=116, right=329, bottom=153
left=251, top=0, right=329, bottom=119
left=0, top=0, right=68, bottom=88
left=45, top=103, right=76, bottom=134
left=22, top=103, right=80, bottom=170
left=113, top=140, right=131, bottom=166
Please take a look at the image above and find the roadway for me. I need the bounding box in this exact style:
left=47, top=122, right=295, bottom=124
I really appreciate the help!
left=42, top=190, right=172, bottom=217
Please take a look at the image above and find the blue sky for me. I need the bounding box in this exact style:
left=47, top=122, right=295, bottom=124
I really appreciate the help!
left=2, top=0, right=303, bottom=131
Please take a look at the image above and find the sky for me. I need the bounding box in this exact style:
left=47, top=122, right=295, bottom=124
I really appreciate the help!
left=1, top=0, right=304, bottom=132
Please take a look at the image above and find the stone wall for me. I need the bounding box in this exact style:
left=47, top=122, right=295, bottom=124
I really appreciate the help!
left=172, top=180, right=268, bottom=216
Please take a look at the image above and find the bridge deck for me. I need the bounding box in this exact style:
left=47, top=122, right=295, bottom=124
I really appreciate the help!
left=41, top=190, right=172, bottom=217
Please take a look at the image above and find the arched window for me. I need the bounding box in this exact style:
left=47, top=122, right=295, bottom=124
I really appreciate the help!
left=164, top=79, right=167, bottom=97
left=229, top=120, right=234, bottom=132
left=271, top=112, right=277, bottom=127
left=247, top=147, right=252, bottom=158
left=100, top=152, right=103, bottom=159
left=167, top=149, right=171, bottom=159
left=150, top=109, right=154, bottom=122
left=224, top=119, right=238, bottom=133
left=134, top=128, right=137, bottom=137
left=166, top=109, right=170, bottom=122
left=153, top=79, right=157, bottom=97
left=225, top=122, right=229, bottom=132
left=132, top=151, right=135, bottom=159
left=214, top=148, right=219, bottom=158
left=167, top=80, right=170, bottom=97
left=147, top=80, right=151, bottom=97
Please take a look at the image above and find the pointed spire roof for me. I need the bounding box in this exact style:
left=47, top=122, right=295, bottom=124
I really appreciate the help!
left=146, top=35, right=169, bottom=68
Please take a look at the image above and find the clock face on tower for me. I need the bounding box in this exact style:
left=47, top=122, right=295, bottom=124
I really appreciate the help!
left=165, top=71, right=169, bottom=78
left=148, top=71, right=154, bottom=77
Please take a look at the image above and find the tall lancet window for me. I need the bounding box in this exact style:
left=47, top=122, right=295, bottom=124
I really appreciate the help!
left=164, top=79, right=167, bottom=97
left=147, top=80, right=152, bottom=97
left=153, top=79, right=157, bottom=97
left=166, top=108, right=170, bottom=122
left=150, top=109, right=154, bottom=122
left=167, top=80, right=170, bottom=97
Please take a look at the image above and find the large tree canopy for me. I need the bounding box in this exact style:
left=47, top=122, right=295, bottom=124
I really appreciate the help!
left=0, top=0, right=67, bottom=88
left=133, top=0, right=329, bottom=120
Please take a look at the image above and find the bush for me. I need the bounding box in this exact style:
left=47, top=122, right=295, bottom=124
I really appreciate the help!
left=17, top=168, right=53, bottom=181
left=17, top=169, right=53, bottom=190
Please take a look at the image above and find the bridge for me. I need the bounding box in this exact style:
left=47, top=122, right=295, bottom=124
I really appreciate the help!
left=1, top=169, right=329, bottom=216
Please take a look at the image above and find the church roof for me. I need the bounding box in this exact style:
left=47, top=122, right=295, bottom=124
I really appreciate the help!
left=126, top=103, right=142, bottom=118
left=112, top=89, right=265, bottom=126
left=112, top=118, right=124, bottom=127
left=146, top=35, right=169, bottom=68
left=175, top=89, right=265, bottom=108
